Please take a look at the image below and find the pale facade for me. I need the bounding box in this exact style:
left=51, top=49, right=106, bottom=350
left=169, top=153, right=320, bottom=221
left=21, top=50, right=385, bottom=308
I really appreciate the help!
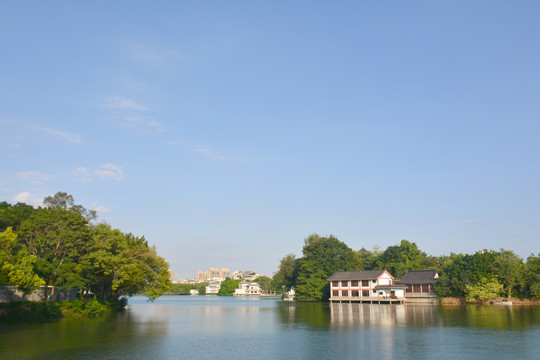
left=233, top=282, right=262, bottom=296
left=205, top=281, right=221, bottom=295
left=197, top=267, right=230, bottom=282
left=328, top=270, right=406, bottom=303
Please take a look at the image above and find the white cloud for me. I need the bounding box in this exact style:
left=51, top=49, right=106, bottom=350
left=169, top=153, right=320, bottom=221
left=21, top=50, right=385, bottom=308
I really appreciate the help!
left=169, top=141, right=244, bottom=162
left=126, top=41, right=182, bottom=66
left=91, top=203, right=112, bottom=214
left=13, top=192, right=43, bottom=207
left=37, top=127, right=82, bottom=144
left=94, top=163, right=124, bottom=181
left=104, top=96, right=148, bottom=111
left=14, top=171, right=54, bottom=184
left=73, top=167, right=92, bottom=182
left=115, top=114, right=167, bottom=132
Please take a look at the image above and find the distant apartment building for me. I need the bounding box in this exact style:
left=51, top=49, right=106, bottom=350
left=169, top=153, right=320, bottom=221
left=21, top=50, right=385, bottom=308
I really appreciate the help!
left=168, top=269, right=175, bottom=283
left=197, top=267, right=230, bottom=282
left=231, top=270, right=259, bottom=281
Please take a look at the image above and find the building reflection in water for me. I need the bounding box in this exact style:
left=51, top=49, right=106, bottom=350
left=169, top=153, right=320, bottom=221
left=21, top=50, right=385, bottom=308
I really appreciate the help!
left=330, top=303, right=439, bottom=327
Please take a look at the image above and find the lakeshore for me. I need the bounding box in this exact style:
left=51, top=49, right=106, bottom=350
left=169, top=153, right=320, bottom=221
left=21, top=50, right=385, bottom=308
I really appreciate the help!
left=1, top=296, right=539, bottom=360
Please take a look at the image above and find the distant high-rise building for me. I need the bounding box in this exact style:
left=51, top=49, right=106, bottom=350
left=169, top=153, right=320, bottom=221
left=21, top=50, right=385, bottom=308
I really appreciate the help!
left=196, top=267, right=230, bottom=282
left=168, top=269, right=175, bottom=282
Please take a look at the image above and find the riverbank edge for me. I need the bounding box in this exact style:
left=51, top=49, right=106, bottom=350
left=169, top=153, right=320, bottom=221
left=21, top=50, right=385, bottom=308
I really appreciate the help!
left=439, top=296, right=540, bottom=305
left=0, top=298, right=127, bottom=322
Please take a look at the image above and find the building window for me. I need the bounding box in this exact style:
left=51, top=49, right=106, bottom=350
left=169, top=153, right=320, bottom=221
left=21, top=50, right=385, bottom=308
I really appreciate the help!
left=342, top=290, right=349, bottom=297
left=406, top=285, right=412, bottom=293
left=341, top=281, right=349, bottom=287
left=351, top=290, right=359, bottom=297
left=362, top=290, right=369, bottom=297
left=351, top=280, right=358, bottom=287
left=372, top=289, right=376, bottom=293
left=372, top=280, right=376, bottom=283
left=332, top=281, right=339, bottom=287
left=361, top=280, right=369, bottom=287
left=332, top=290, right=339, bottom=297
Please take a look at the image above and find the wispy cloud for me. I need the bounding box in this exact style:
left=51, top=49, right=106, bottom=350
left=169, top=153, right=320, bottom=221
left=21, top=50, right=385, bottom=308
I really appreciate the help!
left=94, top=163, right=124, bottom=181
left=104, top=96, right=148, bottom=111
left=14, top=171, right=54, bottom=184
left=38, top=127, right=82, bottom=144
left=12, top=192, right=43, bottom=207
left=73, top=167, right=92, bottom=183
left=126, top=41, right=182, bottom=67
left=114, top=113, right=167, bottom=132
left=120, top=74, right=147, bottom=92
left=168, top=141, right=245, bottom=162
left=91, top=203, right=112, bottom=214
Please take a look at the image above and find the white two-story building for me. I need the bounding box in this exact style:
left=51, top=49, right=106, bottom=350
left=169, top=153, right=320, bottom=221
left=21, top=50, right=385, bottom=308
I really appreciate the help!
left=328, top=270, right=406, bottom=303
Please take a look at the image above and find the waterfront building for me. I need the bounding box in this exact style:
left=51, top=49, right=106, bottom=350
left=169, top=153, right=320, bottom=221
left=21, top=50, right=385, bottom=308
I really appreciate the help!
left=233, top=282, right=262, bottom=296
left=283, top=288, right=295, bottom=301
left=396, top=270, right=438, bottom=303
left=328, top=270, right=406, bottom=303
left=205, top=281, right=221, bottom=295
left=168, top=269, right=175, bottom=283
left=233, top=281, right=249, bottom=296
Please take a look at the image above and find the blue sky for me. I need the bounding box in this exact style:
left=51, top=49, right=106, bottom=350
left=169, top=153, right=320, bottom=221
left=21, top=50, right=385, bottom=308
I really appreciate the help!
left=1, top=1, right=539, bottom=279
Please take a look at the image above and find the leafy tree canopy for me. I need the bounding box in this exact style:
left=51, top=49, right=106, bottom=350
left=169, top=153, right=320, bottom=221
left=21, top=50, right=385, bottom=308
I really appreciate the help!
left=295, top=234, right=362, bottom=302
left=217, top=279, right=240, bottom=296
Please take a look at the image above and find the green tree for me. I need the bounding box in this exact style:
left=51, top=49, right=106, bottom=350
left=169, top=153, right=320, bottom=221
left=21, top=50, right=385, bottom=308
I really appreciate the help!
left=273, top=253, right=298, bottom=292
left=464, top=277, right=504, bottom=302
left=0, top=227, right=44, bottom=289
left=17, top=206, right=90, bottom=300
left=256, top=275, right=272, bottom=293
left=0, top=201, right=36, bottom=231
left=358, top=250, right=378, bottom=270
left=375, top=239, right=427, bottom=278
left=492, top=249, right=525, bottom=299
left=295, top=234, right=362, bottom=302
left=83, top=224, right=171, bottom=301
left=44, top=191, right=97, bottom=221
left=435, top=250, right=500, bottom=297
left=525, top=254, right=540, bottom=298
left=217, top=279, right=240, bottom=296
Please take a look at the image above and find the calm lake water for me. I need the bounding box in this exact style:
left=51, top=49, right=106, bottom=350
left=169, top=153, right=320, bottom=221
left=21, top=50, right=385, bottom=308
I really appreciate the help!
left=1, top=296, right=539, bottom=359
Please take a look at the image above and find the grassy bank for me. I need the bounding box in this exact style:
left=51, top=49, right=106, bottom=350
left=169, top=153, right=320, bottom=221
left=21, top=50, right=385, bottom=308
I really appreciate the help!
left=0, top=298, right=127, bottom=321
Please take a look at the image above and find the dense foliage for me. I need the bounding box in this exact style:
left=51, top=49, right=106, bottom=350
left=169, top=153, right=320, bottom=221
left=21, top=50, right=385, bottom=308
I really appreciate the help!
left=217, top=279, right=240, bottom=296
left=274, top=234, right=362, bottom=302
left=170, top=282, right=208, bottom=295
left=274, top=235, right=539, bottom=302
left=0, top=193, right=171, bottom=304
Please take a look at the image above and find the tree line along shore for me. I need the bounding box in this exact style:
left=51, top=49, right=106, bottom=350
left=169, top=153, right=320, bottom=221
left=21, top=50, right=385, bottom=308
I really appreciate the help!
left=1, top=193, right=539, bottom=320
left=271, top=234, right=539, bottom=303
left=0, top=193, right=170, bottom=319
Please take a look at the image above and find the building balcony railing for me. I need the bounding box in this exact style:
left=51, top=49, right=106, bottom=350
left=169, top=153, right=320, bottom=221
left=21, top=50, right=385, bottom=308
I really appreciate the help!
left=404, top=292, right=437, bottom=297
left=331, top=295, right=404, bottom=301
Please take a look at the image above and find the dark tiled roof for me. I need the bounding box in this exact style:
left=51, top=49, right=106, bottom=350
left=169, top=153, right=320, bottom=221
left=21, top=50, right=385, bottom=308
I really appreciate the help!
left=328, top=270, right=387, bottom=280
left=396, top=270, right=439, bottom=284
left=358, top=247, right=369, bottom=254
